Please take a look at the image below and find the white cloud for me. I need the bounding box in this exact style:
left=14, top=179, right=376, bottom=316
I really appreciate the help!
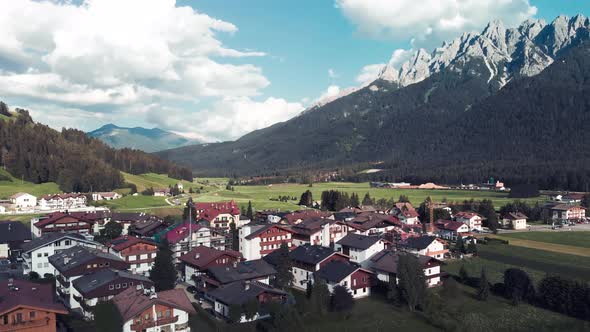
left=0, top=0, right=300, bottom=141
left=319, top=85, right=343, bottom=101
left=356, top=64, right=384, bottom=85
left=335, top=0, right=537, bottom=49
left=328, top=68, right=338, bottom=79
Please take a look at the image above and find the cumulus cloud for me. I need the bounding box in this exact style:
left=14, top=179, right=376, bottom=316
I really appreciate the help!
left=335, top=0, right=537, bottom=49
left=355, top=64, right=384, bottom=85
left=0, top=0, right=297, bottom=141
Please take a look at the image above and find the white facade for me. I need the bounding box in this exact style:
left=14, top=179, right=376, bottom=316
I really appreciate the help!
left=413, top=240, right=447, bottom=260
left=324, top=274, right=370, bottom=299
left=10, top=193, right=37, bottom=209
left=39, top=195, right=87, bottom=210
left=23, top=236, right=101, bottom=276
left=335, top=241, right=386, bottom=267
left=239, top=225, right=262, bottom=261
left=0, top=243, right=8, bottom=258
left=456, top=215, right=483, bottom=231
left=375, top=265, right=441, bottom=287
left=170, top=228, right=212, bottom=263
left=122, top=307, right=191, bottom=332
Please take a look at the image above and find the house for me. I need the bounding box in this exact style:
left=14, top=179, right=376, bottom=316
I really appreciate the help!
left=107, top=236, right=158, bottom=276
left=157, top=222, right=211, bottom=262
left=31, top=211, right=103, bottom=237
left=71, top=269, right=153, bottom=319
left=48, top=246, right=129, bottom=310
left=197, top=259, right=276, bottom=291
left=176, top=182, right=184, bottom=191
left=388, top=202, right=420, bottom=225
left=21, top=233, right=102, bottom=277
left=9, top=192, right=37, bottom=209
left=314, top=260, right=374, bottom=299
left=345, top=213, right=401, bottom=236
left=208, top=280, right=288, bottom=323
left=550, top=204, right=586, bottom=223
left=0, top=221, right=31, bottom=259
left=501, top=212, right=528, bottom=230
left=195, top=201, right=241, bottom=229
left=128, top=216, right=169, bottom=238
left=94, top=212, right=163, bottom=236
left=38, top=193, right=87, bottom=210
left=335, top=234, right=386, bottom=267
left=153, top=188, right=171, bottom=197
left=369, top=250, right=442, bottom=287
left=91, top=192, right=121, bottom=201
left=179, top=246, right=242, bottom=284
left=0, top=279, right=67, bottom=332
left=399, top=235, right=448, bottom=260
left=271, top=244, right=349, bottom=291
left=0, top=204, right=6, bottom=213
left=113, top=286, right=196, bottom=332
left=455, top=211, right=484, bottom=231
left=562, top=193, right=585, bottom=204
left=281, top=210, right=333, bottom=225
left=289, top=218, right=348, bottom=247
left=239, top=224, right=294, bottom=260
left=435, top=220, right=470, bottom=241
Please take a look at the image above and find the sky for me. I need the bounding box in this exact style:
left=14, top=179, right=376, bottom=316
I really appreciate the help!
left=0, top=0, right=588, bottom=142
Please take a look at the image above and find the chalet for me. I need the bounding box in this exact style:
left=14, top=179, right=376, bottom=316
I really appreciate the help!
left=113, top=286, right=196, bottom=332
left=335, top=234, right=386, bottom=267
left=314, top=260, right=374, bottom=299
left=399, top=235, right=448, bottom=260
left=107, top=236, right=158, bottom=276
left=269, top=244, right=349, bottom=291
left=128, top=216, right=168, bottom=238
left=157, top=222, right=211, bottom=262
left=0, top=204, right=6, bottom=213
left=153, top=188, right=171, bottom=197
left=562, top=193, right=585, bottom=204
left=91, top=192, right=121, bottom=201
left=195, top=201, right=241, bottom=229
left=455, top=211, right=484, bottom=231
left=208, top=281, right=288, bottom=323
left=95, top=212, right=163, bottom=236
left=388, top=202, right=420, bottom=225
left=197, top=259, right=276, bottom=291
left=9, top=192, right=37, bottom=209
left=21, top=233, right=102, bottom=277
left=501, top=212, right=528, bottom=230
left=550, top=204, right=586, bottom=223
left=31, top=212, right=103, bottom=237
left=435, top=220, right=470, bottom=241
left=38, top=193, right=87, bottom=210
left=48, top=246, right=129, bottom=310
left=0, top=221, right=31, bottom=259
left=0, top=279, right=67, bottom=332
left=369, top=250, right=442, bottom=287
left=345, top=213, right=401, bottom=236
left=239, top=224, right=294, bottom=260
left=72, top=269, right=152, bottom=319
left=289, top=217, right=348, bottom=247
left=179, top=246, right=242, bottom=284
left=281, top=210, right=333, bottom=225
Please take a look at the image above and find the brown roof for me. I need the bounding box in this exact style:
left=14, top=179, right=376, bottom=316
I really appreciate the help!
left=503, top=212, right=528, bottom=220
left=435, top=220, right=468, bottom=231
left=245, top=224, right=293, bottom=240
left=113, top=287, right=196, bottom=322
left=179, top=246, right=242, bottom=269
left=108, top=235, right=157, bottom=252
left=0, top=279, right=67, bottom=316
left=370, top=250, right=439, bottom=274
left=551, top=204, right=586, bottom=211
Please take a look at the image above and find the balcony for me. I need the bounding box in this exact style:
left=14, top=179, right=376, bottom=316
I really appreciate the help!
left=130, top=315, right=179, bottom=331
left=0, top=318, right=51, bottom=331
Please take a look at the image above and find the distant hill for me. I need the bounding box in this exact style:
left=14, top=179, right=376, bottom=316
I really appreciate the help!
left=157, top=15, right=590, bottom=191
left=88, top=124, right=201, bottom=153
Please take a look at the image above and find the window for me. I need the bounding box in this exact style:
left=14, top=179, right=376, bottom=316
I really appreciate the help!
left=165, top=310, right=171, bottom=317
left=122, top=283, right=127, bottom=288
left=129, top=282, right=133, bottom=286
left=44, top=252, right=49, bottom=257
left=145, top=314, right=150, bottom=320
left=37, top=263, right=42, bottom=268
left=65, top=240, right=71, bottom=246
left=2, top=315, right=7, bottom=324
left=55, top=241, right=61, bottom=246
left=116, top=284, right=121, bottom=289
left=109, top=285, right=114, bottom=290
left=44, top=262, right=49, bottom=268
left=157, top=311, right=162, bottom=318
left=15, top=313, right=22, bottom=323
left=29, top=312, right=36, bottom=319
left=37, top=253, right=42, bottom=258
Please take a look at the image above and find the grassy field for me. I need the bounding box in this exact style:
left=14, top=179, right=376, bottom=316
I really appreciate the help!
left=445, top=243, right=590, bottom=284
left=93, top=194, right=170, bottom=211
left=122, top=172, right=198, bottom=192
left=501, top=231, right=590, bottom=249
left=0, top=168, right=61, bottom=198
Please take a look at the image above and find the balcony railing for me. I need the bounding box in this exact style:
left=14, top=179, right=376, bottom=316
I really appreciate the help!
left=0, top=318, right=51, bottom=331
left=130, top=315, right=179, bottom=331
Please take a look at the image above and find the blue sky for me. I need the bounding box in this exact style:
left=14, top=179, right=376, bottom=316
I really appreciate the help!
left=0, top=0, right=588, bottom=142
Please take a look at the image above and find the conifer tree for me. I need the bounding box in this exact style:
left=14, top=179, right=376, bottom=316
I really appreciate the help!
left=149, top=239, right=177, bottom=291
left=477, top=268, right=490, bottom=301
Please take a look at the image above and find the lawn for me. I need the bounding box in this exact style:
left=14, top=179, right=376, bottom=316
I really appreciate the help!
left=0, top=168, right=61, bottom=198
left=501, top=231, right=590, bottom=249
left=445, top=243, right=590, bottom=283
left=122, top=172, right=198, bottom=192
left=94, top=194, right=170, bottom=211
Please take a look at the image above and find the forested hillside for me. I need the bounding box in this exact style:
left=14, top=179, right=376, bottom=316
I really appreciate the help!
left=0, top=105, right=193, bottom=192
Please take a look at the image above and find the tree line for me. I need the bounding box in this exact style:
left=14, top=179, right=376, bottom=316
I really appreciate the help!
left=0, top=104, right=192, bottom=192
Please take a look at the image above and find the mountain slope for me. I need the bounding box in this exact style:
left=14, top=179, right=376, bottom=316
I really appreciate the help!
left=88, top=124, right=200, bottom=153
left=157, top=15, right=590, bottom=191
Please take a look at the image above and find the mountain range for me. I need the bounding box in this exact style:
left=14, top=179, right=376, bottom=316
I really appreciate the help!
left=88, top=124, right=201, bottom=153
left=156, top=15, right=590, bottom=191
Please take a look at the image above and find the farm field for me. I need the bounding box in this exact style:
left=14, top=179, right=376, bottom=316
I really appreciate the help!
left=0, top=168, right=60, bottom=198
left=501, top=231, right=590, bottom=249
left=93, top=194, right=170, bottom=211
left=122, top=172, right=198, bottom=192
left=445, top=243, right=590, bottom=284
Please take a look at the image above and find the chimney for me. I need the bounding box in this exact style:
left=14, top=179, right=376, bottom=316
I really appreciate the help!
left=244, top=280, right=250, bottom=291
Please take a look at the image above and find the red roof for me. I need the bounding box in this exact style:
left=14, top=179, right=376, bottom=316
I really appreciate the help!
left=436, top=220, right=468, bottom=231
left=108, top=235, right=157, bottom=252
left=283, top=210, right=332, bottom=224
left=34, top=211, right=103, bottom=227
left=455, top=211, right=483, bottom=219
left=0, top=279, right=67, bottom=316
left=40, top=193, right=86, bottom=200
left=113, top=287, right=196, bottom=322
left=163, top=222, right=204, bottom=244
left=179, top=245, right=242, bottom=269
left=195, top=201, right=240, bottom=221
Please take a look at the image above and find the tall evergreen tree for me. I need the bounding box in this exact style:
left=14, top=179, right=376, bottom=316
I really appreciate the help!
left=331, top=285, right=354, bottom=312
left=398, top=195, right=410, bottom=203
left=362, top=192, right=373, bottom=205
left=101, top=221, right=123, bottom=240
left=246, top=200, right=254, bottom=220
left=350, top=192, right=360, bottom=207
left=298, top=190, right=313, bottom=207
left=397, top=254, right=426, bottom=312
left=93, top=301, right=123, bottom=332
left=310, top=278, right=330, bottom=316
left=274, top=242, right=294, bottom=289
left=477, top=268, right=490, bottom=301
left=230, top=222, right=239, bottom=251
left=150, top=239, right=177, bottom=291
left=455, top=236, right=466, bottom=254
left=478, top=199, right=499, bottom=231
left=183, top=197, right=196, bottom=222
left=459, top=264, right=469, bottom=283
left=504, top=268, right=535, bottom=305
